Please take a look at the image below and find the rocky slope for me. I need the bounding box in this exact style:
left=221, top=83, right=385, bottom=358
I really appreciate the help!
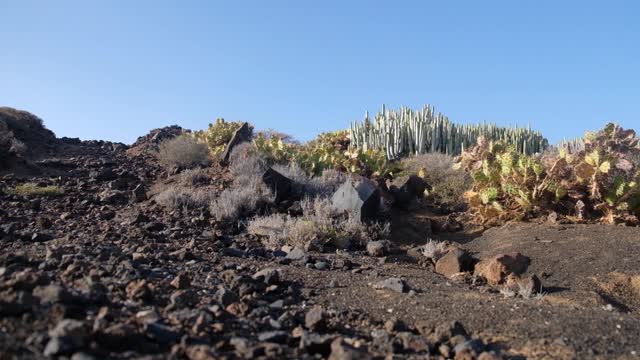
left=0, top=110, right=639, bottom=359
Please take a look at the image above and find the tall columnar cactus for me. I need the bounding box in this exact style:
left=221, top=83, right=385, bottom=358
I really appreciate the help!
left=349, top=105, right=549, bottom=160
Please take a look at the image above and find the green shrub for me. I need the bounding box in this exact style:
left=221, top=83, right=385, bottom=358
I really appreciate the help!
left=253, top=130, right=396, bottom=177
left=193, top=118, right=253, bottom=156
left=10, top=183, right=63, bottom=197
left=157, top=135, right=210, bottom=170
left=401, top=153, right=472, bottom=212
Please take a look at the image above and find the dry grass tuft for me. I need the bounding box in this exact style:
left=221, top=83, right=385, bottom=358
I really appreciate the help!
left=401, top=153, right=472, bottom=212
left=157, top=135, right=210, bottom=170
left=177, top=168, right=210, bottom=186
left=10, top=183, right=64, bottom=197
left=248, top=196, right=389, bottom=250
left=155, top=187, right=215, bottom=210
left=420, top=239, right=449, bottom=262
left=210, top=177, right=274, bottom=223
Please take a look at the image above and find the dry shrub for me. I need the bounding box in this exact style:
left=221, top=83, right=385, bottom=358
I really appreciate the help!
left=156, top=186, right=215, bottom=210
left=0, top=120, right=27, bottom=160
left=229, top=142, right=268, bottom=181
left=157, top=135, right=210, bottom=170
left=255, top=129, right=299, bottom=144
left=401, top=153, right=472, bottom=211
left=207, top=142, right=274, bottom=223
left=210, top=176, right=273, bottom=223
left=10, top=183, right=63, bottom=197
left=248, top=197, right=389, bottom=250
left=178, top=168, right=210, bottom=186
left=420, top=239, right=448, bottom=262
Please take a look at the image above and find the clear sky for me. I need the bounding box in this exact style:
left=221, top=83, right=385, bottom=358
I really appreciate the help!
left=1, top=1, right=638, bottom=145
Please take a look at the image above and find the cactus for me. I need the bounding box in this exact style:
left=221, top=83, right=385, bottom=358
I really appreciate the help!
left=349, top=105, right=549, bottom=160
left=458, top=123, right=640, bottom=225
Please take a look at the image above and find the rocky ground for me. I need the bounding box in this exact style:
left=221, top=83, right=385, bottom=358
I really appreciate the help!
left=1, top=125, right=639, bottom=360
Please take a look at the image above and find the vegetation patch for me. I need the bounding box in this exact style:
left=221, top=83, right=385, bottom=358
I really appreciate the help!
left=10, top=183, right=64, bottom=197
left=456, top=123, right=640, bottom=225
left=248, top=197, right=390, bottom=251
left=401, top=153, right=472, bottom=212
left=157, top=134, right=210, bottom=170
left=193, top=118, right=253, bottom=157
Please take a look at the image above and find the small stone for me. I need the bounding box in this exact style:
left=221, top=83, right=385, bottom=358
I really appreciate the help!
left=454, top=338, right=485, bottom=356
left=125, top=280, right=151, bottom=301
left=43, top=319, right=89, bottom=356
left=44, top=336, right=75, bottom=356
left=477, top=351, right=502, bottom=360
left=30, top=232, right=53, bottom=243
left=144, top=322, right=180, bottom=344
left=71, top=352, right=97, bottom=360
left=366, top=240, right=390, bottom=257
left=435, top=248, right=473, bottom=278
left=169, top=289, right=197, bottom=308
left=252, top=268, right=280, bottom=285
left=258, top=330, right=288, bottom=343
left=372, top=278, right=408, bottom=293
left=305, top=305, right=325, bottom=330
left=269, top=299, right=284, bottom=309
left=215, top=287, right=238, bottom=307
left=286, top=247, right=308, bottom=262
left=33, top=285, right=73, bottom=304
left=132, top=184, right=147, bottom=202
left=328, top=337, right=370, bottom=360
left=314, top=261, right=329, bottom=270
left=474, top=253, right=530, bottom=285
left=384, top=318, right=404, bottom=333
left=170, top=273, right=191, bottom=289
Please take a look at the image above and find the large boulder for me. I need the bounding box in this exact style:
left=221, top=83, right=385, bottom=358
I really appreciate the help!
left=262, top=167, right=294, bottom=203
left=331, top=178, right=380, bottom=221
left=220, top=122, right=252, bottom=165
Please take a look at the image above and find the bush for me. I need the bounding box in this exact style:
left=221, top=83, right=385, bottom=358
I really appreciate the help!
left=401, top=153, right=472, bottom=212
left=155, top=186, right=214, bottom=210
left=253, top=130, right=396, bottom=177
left=193, top=118, right=254, bottom=156
left=177, top=168, right=210, bottom=186
left=157, top=135, right=210, bottom=170
left=10, top=183, right=63, bottom=197
left=456, top=123, right=640, bottom=225
left=229, top=142, right=268, bottom=182
left=248, top=197, right=390, bottom=250
left=209, top=177, right=273, bottom=223
left=0, top=120, right=27, bottom=160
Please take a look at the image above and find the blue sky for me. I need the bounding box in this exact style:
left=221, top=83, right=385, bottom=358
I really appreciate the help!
left=1, top=1, right=638, bottom=144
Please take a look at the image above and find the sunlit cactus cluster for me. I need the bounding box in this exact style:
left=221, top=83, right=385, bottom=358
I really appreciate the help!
left=559, top=137, right=586, bottom=153
left=349, top=105, right=549, bottom=160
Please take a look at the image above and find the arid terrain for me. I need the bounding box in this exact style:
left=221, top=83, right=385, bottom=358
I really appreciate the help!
left=1, top=108, right=639, bottom=360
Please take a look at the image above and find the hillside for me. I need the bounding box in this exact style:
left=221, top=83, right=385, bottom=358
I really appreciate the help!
left=0, top=108, right=639, bottom=360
